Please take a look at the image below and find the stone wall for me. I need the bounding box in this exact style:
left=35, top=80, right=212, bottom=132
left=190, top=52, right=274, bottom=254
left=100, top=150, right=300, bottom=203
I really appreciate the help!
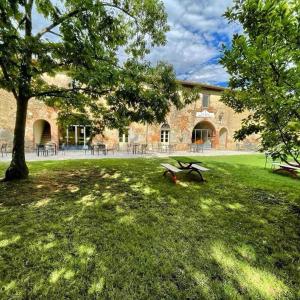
left=98, top=91, right=258, bottom=151
left=0, top=90, right=59, bottom=151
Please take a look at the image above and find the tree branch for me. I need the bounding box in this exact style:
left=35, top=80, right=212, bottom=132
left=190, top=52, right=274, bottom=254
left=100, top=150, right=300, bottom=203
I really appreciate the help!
left=32, top=87, right=112, bottom=98
left=35, top=1, right=138, bottom=40
left=35, top=8, right=85, bottom=40
left=102, top=2, right=137, bottom=22
left=0, top=60, right=18, bottom=100
left=48, top=30, right=63, bottom=38
left=270, top=62, right=294, bottom=89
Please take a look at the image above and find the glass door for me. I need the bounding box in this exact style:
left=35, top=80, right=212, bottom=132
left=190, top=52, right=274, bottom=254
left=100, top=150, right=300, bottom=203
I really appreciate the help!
left=77, top=126, right=85, bottom=147
left=62, top=125, right=91, bottom=149
left=193, top=129, right=212, bottom=149
left=68, top=126, right=76, bottom=147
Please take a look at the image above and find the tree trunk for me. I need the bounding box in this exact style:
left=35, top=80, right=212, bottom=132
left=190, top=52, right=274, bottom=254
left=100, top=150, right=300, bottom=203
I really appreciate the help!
left=3, top=98, right=29, bottom=181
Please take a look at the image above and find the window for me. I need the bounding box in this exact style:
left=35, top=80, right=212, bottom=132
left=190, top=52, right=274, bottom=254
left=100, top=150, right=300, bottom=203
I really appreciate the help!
left=160, top=124, right=170, bottom=144
left=119, top=129, right=129, bottom=143
left=161, top=131, right=169, bottom=143
left=202, top=94, right=210, bottom=109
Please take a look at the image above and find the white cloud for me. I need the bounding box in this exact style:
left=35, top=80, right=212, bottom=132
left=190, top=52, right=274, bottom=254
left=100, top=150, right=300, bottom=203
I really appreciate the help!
left=148, top=24, right=218, bottom=74
left=148, top=0, right=240, bottom=85
left=184, top=64, right=229, bottom=84
left=30, top=0, right=238, bottom=86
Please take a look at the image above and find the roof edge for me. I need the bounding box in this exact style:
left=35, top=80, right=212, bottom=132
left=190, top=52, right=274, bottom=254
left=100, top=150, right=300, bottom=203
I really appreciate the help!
left=177, top=80, right=225, bottom=92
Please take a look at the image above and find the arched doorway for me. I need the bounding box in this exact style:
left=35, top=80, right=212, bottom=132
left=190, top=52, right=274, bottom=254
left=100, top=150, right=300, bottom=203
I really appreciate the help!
left=192, top=121, right=216, bottom=149
left=33, top=120, right=51, bottom=145
left=219, top=127, right=228, bottom=149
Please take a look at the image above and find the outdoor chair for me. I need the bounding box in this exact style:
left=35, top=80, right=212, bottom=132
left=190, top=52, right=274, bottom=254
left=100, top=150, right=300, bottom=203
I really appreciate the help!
left=147, top=143, right=158, bottom=153
left=132, top=143, right=140, bottom=154
left=59, top=143, right=66, bottom=155
left=106, top=144, right=116, bottom=155
left=36, top=144, right=48, bottom=156
left=272, top=161, right=300, bottom=177
left=126, top=143, right=133, bottom=153
left=1, top=143, right=8, bottom=157
left=159, top=144, right=170, bottom=153
left=45, top=142, right=57, bottom=155
left=86, top=144, right=98, bottom=155
left=140, top=144, right=148, bottom=154
left=190, top=143, right=204, bottom=153
left=169, top=144, right=177, bottom=153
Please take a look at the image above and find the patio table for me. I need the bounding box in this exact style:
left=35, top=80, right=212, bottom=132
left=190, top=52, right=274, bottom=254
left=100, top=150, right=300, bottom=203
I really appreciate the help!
left=91, top=144, right=107, bottom=155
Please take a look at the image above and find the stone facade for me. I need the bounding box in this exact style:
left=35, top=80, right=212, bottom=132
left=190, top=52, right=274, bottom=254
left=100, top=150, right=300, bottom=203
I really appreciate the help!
left=0, top=80, right=258, bottom=152
left=98, top=82, right=257, bottom=151
left=0, top=90, right=59, bottom=151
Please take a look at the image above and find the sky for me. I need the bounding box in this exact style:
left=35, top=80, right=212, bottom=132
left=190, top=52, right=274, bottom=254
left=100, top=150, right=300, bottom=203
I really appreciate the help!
left=148, top=0, right=240, bottom=87
left=32, top=0, right=240, bottom=87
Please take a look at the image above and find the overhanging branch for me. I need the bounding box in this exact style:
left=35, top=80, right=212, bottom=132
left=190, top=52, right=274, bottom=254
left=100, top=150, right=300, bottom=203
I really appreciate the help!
left=35, top=8, right=85, bottom=40
left=0, top=59, right=18, bottom=100
left=35, top=1, right=138, bottom=40
left=32, top=87, right=112, bottom=98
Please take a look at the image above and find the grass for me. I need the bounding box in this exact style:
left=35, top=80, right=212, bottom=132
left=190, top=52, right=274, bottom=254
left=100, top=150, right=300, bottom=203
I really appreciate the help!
left=0, top=154, right=299, bottom=299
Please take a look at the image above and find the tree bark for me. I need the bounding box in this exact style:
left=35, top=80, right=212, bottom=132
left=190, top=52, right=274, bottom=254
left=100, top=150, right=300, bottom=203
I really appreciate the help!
left=3, top=98, right=29, bottom=181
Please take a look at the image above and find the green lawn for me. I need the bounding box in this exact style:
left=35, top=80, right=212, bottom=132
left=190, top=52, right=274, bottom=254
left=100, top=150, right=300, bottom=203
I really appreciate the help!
left=0, top=155, right=299, bottom=299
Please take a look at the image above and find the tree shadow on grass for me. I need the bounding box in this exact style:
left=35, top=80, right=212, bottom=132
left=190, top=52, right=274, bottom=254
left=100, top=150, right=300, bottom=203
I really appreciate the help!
left=0, top=158, right=299, bottom=299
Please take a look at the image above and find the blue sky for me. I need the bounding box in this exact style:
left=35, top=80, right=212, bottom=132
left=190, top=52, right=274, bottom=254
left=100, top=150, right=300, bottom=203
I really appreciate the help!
left=148, top=0, right=240, bottom=87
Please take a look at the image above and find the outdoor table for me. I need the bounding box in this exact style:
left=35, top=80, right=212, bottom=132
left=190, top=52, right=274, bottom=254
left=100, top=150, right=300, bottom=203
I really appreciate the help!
left=45, top=143, right=57, bottom=156
left=132, top=144, right=139, bottom=154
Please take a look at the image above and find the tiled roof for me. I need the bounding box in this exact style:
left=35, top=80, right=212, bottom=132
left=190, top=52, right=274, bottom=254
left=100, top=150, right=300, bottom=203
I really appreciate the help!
left=177, top=80, right=225, bottom=92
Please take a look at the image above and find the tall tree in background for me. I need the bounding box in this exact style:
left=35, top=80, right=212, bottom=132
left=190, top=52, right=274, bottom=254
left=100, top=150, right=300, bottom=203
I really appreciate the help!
left=0, top=0, right=197, bottom=181
left=221, top=0, right=300, bottom=164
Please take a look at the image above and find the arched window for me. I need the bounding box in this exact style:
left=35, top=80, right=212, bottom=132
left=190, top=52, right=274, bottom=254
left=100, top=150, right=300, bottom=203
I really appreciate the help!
left=160, top=124, right=170, bottom=144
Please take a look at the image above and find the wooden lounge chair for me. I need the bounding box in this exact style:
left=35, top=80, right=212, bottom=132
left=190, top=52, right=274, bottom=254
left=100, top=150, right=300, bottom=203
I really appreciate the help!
left=272, top=162, right=300, bottom=177
left=161, top=163, right=182, bottom=183
left=189, top=164, right=210, bottom=181
left=161, top=163, right=210, bottom=183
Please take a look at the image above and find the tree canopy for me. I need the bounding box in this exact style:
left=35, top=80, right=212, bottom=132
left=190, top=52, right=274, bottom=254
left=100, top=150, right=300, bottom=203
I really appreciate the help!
left=0, top=0, right=198, bottom=180
left=220, top=0, right=300, bottom=164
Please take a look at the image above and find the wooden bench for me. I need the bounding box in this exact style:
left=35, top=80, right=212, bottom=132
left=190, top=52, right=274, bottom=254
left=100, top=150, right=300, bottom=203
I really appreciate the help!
left=190, top=164, right=210, bottom=172
left=161, top=163, right=182, bottom=183
left=272, top=162, right=300, bottom=177
left=189, top=164, right=210, bottom=181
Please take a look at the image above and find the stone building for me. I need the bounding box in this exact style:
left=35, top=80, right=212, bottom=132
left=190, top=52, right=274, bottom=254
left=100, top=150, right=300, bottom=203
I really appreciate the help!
left=0, top=78, right=257, bottom=152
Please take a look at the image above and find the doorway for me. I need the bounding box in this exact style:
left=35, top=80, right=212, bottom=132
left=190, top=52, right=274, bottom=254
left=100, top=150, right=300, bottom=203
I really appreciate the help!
left=192, top=121, right=215, bottom=149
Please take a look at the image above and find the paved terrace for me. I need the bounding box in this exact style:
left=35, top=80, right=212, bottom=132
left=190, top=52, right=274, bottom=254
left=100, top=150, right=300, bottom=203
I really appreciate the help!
left=0, top=150, right=257, bottom=162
